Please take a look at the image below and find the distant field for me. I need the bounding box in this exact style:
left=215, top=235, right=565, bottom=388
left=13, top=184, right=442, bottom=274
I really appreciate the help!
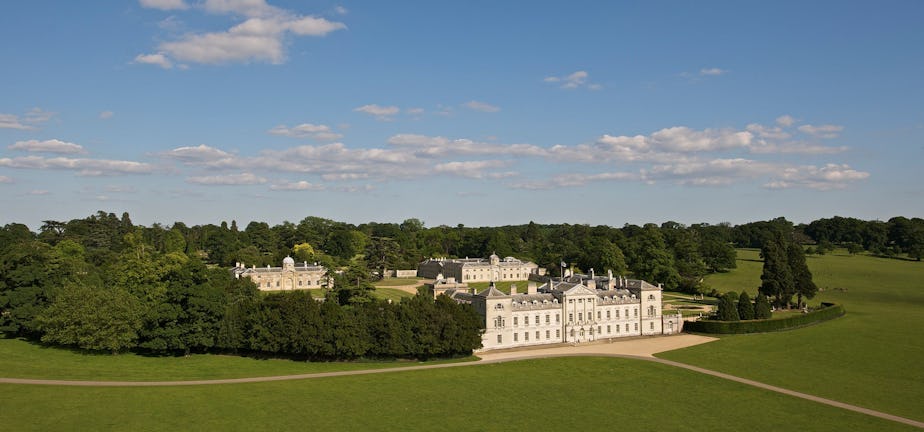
left=374, top=277, right=423, bottom=287
left=660, top=250, right=924, bottom=422
left=371, top=287, right=415, bottom=302
left=1, top=357, right=915, bottom=432
left=468, top=280, right=531, bottom=294
left=701, top=248, right=764, bottom=295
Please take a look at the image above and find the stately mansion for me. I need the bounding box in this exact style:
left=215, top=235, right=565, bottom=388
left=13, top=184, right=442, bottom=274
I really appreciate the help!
left=232, top=257, right=329, bottom=291
left=417, top=253, right=545, bottom=282
left=435, top=270, right=682, bottom=351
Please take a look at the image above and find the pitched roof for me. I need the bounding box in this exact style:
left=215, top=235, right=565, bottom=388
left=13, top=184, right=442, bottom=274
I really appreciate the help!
left=476, top=286, right=508, bottom=298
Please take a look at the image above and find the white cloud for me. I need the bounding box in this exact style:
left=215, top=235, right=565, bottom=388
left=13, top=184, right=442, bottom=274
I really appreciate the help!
left=433, top=160, right=509, bottom=179
left=9, top=139, right=87, bottom=154
left=463, top=101, right=500, bottom=113
left=0, top=108, right=55, bottom=130
left=24, top=108, right=55, bottom=124
left=746, top=123, right=791, bottom=140
left=334, top=5, right=348, bottom=15
left=798, top=124, right=844, bottom=139
left=333, top=184, right=375, bottom=193
left=0, top=156, right=153, bottom=176
left=202, top=0, right=280, bottom=18
left=139, top=0, right=188, bottom=10
left=187, top=172, right=266, bottom=185
left=134, top=53, right=173, bottom=69
left=268, top=123, right=342, bottom=140
left=269, top=180, right=325, bottom=191
left=544, top=70, right=600, bottom=90
left=139, top=1, right=346, bottom=67
left=699, top=67, right=727, bottom=76
left=0, top=175, right=13, bottom=184
left=776, top=115, right=796, bottom=127
left=387, top=134, right=546, bottom=158
left=511, top=172, right=637, bottom=190
left=28, top=190, right=50, bottom=196
left=99, top=111, right=115, bottom=120
left=321, top=173, right=369, bottom=181
left=0, top=114, right=31, bottom=130
left=765, top=164, right=869, bottom=190
left=162, top=144, right=234, bottom=163
left=156, top=116, right=865, bottom=192
left=354, top=104, right=400, bottom=120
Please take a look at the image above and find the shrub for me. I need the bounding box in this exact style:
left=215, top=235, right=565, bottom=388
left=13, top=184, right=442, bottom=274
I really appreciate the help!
left=686, top=303, right=845, bottom=334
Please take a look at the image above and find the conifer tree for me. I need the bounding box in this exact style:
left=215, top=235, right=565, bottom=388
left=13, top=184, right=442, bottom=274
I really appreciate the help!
left=737, top=291, right=755, bottom=320
left=759, top=235, right=795, bottom=307
left=754, top=292, right=772, bottom=319
left=788, top=241, right=818, bottom=309
left=716, top=293, right=740, bottom=321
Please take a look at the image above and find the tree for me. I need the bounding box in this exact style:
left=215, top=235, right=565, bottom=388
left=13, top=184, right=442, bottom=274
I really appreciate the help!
left=138, top=260, right=226, bottom=355
left=38, top=283, right=142, bottom=353
left=737, top=291, right=755, bottom=320
left=788, top=242, right=817, bottom=309
left=759, top=235, right=794, bottom=307
left=715, top=293, right=740, bottom=321
left=292, top=242, right=317, bottom=263
left=754, top=293, right=772, bottom=319
left=625, top=224, right=681, bottom=290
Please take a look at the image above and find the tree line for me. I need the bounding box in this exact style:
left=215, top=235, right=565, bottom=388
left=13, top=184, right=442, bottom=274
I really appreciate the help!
left=2, top=211, right=921, bottom=354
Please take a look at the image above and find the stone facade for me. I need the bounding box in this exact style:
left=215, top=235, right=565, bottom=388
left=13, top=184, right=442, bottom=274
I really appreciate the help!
left=232, top=256, right=330, bottom=292
left=417, top=253, right=543, bottom=282
left=446, top=271, right=682, bottom=351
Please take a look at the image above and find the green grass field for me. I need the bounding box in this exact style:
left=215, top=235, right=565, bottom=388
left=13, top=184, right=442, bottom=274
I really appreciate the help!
left=371, top=287, right=415, bottom=302
left=373, top=277, right=423, bottom=287
left=1, top=357, right=916, bottom=432
left=0, top=338, right=475, bottom=381
left=659, top=250, right=924, bottom=422
left=2, top=250, right=922, bottom=430
left=468, top=280, right=531, bottom=294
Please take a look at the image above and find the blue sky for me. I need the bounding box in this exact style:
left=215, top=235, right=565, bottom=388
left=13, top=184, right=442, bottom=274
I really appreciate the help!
left=1, top=1, right=922, bottom=229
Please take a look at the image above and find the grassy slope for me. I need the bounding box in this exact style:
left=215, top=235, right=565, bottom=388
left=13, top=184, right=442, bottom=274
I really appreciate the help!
left=0, top=339, right=473, bottom=381
left=468, top=280, right=530, bottom=294
left=371, top=287, right=415, bottom=302
left=659, top=250, right=924, bottom=422
left=1, top=357, right=916, bottom=432
left=373, top=277, right=423, bottom=287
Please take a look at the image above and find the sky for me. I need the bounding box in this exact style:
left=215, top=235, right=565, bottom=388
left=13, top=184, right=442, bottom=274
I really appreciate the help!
left=1, top=1, right=923, bottom=229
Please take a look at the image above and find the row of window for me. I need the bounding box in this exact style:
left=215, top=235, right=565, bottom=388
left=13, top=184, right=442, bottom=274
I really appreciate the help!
left=263, top=280, right=320, bottom=288
left=497, top=321, right=657, bottom=344
left=511, top=329, right=561, bottom=342
left=513, top=314, right=560, bottom=326
left=568, top=308, right=639, bottom=322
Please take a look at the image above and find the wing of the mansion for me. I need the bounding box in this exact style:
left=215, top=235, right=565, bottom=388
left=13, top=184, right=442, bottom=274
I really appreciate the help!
left=232, top=256, right=330, bottom=291
left=417, top=253, right=545, bottom=282
left=434, top=270, right=683, bottom=351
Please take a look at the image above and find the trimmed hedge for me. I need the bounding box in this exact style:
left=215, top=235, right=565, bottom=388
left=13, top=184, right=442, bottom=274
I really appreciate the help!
left=685, top=303, right=845, bottom=334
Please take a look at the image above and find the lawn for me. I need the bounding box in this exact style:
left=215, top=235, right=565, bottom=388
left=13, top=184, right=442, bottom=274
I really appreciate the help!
left=0, top=338, right=474, bottom=381
left=371, top=287, right=415, bottom=302
left=373, top=277, right=423, bottom=287
left=1, top=357, right=916, bottom=432
left=659, top=250, right=924, bottom=422
left=468, top=280, right=531, bottom=294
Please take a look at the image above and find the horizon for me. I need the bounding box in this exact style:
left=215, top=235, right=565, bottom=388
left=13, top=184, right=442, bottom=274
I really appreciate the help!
left=2, top=1, right=923, bottom=228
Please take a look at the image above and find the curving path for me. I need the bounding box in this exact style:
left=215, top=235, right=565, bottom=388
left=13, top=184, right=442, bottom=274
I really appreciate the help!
left=2, top=335, right=922, bottom=430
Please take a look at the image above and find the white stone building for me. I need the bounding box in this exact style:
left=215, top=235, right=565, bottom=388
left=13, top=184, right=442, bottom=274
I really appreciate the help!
left=446, top=271, right=682, bottom=351
left=417, top=253, right=543, bottom=282
left=232, top=256, right=330, bottom=292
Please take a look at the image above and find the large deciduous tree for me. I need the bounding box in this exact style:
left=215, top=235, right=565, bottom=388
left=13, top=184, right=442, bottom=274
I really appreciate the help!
left=38, top=283, right=142, bottom=353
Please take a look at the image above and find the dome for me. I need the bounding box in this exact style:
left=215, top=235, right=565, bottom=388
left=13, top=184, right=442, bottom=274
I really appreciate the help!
left=283, top=256, right=295, bottom=265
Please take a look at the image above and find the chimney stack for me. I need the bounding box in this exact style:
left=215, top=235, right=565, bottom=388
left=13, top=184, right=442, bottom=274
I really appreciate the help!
left=527, top=281, right=537, bottom=295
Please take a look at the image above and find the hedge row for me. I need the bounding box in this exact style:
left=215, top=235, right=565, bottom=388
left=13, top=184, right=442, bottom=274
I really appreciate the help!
left=686, top=303, right=845, bottom=334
